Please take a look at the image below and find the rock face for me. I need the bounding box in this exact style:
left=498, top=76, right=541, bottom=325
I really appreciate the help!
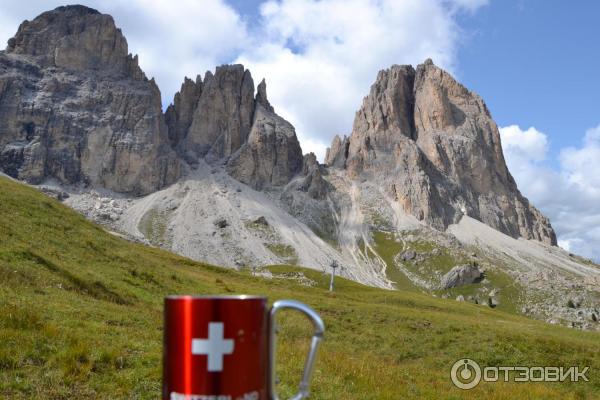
left=0, top=6, right=304, bottom=195
left=299, top=153, right=329, bottom=200
left=226, top=103, right=303, bottom=190
left=179, top=65, right=255, bottom=162
left=255, top=78, right=274, bottom=113
left=324, top=135, right=349, bottom=168
left=326, top=59, right=557, bottom=245
left=440, top=264, right=483, bottom=289
left=0, top=6, right=179, bottom=195
left=165, top=76, right=202, bottom=148
left=168, top=66, right=304, bottom=190
left=6, top=5, right=142, bottom=78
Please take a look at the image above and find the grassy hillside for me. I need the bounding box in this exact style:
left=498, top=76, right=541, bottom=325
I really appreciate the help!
left=0, top=176, right=598, bottom=399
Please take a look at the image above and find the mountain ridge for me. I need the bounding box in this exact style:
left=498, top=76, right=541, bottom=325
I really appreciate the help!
left=1, top=5, right=598, bottom=331
left=0, top=5, right=555, bottom=246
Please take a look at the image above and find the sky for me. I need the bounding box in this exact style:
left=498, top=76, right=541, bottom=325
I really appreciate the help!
left=0, top=0, right=599, bottom=261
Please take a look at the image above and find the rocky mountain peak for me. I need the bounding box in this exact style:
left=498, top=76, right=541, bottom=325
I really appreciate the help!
left=326, top=59, right=557, bottom=246
left=165, top=75, right=203, bottom=148
left=225, top=93, right=304, bottom=190
left=167, top=64, right=304, bottom=190
left=324, top=135, right=349, bottom=168
left=256, top=78, right=274, bottom=112
left=6, top=5, right=144, bottom=79
left=346, top=63, right=416, bottom=167
left=0, top=6, right=179, bottom=195
left=179, top=64, right=255, bottom=162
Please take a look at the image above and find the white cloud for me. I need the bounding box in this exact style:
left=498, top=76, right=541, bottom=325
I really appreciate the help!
left=500, top=125, right=548, bottom=162
left=236, top=0, right=486, bottom=160
left=101, top=0, right=249, bottom=108
left=560, top=125, right=600, bottom=193
left=0, top=0, right=487, bottom=161
left=500, top=124, right=600, bottom=261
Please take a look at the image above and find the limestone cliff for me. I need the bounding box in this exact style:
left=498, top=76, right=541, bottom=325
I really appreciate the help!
left=0, top=5, right=180, bottom=195
left=0, top=5, right=556, bottom=247
left=168, top=66, right=304, bottom=190
left=326, top=59, right=557, bottom=245
left=179, top=65, right=255, bottom=162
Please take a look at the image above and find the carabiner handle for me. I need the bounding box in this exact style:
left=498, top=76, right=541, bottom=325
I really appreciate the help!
left=269, top=300, right=325, bottom=400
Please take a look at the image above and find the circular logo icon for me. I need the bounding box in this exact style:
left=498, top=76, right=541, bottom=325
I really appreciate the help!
left=450, top=359, right=482, bottom=390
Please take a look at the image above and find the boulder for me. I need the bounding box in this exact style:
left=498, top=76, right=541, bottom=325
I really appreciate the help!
left=253, top=216, right=269, bottom=226
left=440, top=264, right=483, bottom=289
left=567, top=297, right=582, bottom=309
left=400, top=250, right=417, bottom=261
left=214, top=218, right=228, bottom=229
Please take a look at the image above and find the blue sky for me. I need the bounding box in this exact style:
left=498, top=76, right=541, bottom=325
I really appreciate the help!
left=226, top=0, right=600, bottom=162
left=456, top=0, right=600, bottom=160
left=1, top=0, right=599, bottom=260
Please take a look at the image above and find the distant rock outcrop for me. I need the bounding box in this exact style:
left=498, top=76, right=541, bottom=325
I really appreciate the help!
left=299, top=153, right=329, bottom=200
left=324, top=135, right=349, bottom=169
left=326, top=59, right=557, bottom=246
left=440, top=264, right=483, bottom=289
left=168, top=66, right=304, bottom=190
left=165, top=76, right=203, bottom=149
left=179, top=65, right=255, bottom=162
left=226, top=102, right=303, bottom=190
left=0, top=5, right=179, bottom=195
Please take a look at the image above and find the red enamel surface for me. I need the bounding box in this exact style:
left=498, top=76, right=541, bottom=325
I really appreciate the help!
left=163, top=296, right=269, bottom=400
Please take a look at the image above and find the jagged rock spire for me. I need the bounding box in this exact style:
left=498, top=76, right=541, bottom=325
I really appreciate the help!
left=165, top=75, right=203, bottom=148
left=167, top=65, right=304, bottom=190
left=174, top=64, right=255, bottom=162
left=256, top=78, right=274, bottom=112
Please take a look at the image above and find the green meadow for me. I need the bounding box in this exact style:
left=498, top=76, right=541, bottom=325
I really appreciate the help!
left=0, top=176, right=598, bottom=399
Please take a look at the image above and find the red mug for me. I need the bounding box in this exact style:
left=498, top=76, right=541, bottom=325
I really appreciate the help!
left=163, top=295, right=325, bottom=400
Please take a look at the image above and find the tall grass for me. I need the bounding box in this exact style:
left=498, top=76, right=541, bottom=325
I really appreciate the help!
left=0, top=177, right=598, bottom=399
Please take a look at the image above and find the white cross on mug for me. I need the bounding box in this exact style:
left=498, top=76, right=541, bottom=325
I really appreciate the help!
left=191, top=322, right=235, bottom=372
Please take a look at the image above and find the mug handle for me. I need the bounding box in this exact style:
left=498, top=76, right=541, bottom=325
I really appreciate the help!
left=269, top=300, right=325, bottom=400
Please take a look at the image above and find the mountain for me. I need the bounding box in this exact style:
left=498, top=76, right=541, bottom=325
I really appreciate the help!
left=1, top=175, right=599, bottom=399
left=0, top=5, right=179, bottom=195
left=325, top=60, right=556, bottom=246
left=0, top=6, right=599, bottom=331
left=164, top=64, right=303, bottom=189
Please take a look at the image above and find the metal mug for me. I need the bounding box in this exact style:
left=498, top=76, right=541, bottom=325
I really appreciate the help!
left=163, top=295, right=325, bottom=400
